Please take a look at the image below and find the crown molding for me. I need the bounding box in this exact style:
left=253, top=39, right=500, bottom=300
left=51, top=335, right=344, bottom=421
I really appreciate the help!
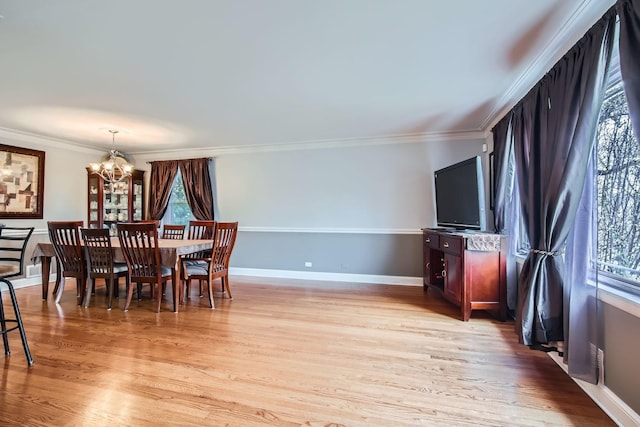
left=0, top=126, right=103, bottom=154
left=131, top=129, right=486, bottom=160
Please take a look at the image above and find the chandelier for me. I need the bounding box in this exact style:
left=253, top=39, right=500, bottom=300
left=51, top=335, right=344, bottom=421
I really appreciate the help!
left=88, top=130, right=134, bottom=185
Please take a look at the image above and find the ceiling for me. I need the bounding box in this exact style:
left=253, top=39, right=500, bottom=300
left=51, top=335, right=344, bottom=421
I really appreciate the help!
left=0, top=0, right=615, bottom=156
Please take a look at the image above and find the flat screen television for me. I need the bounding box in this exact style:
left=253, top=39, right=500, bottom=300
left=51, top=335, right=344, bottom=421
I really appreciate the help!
left=434, top=155, right=486, bottom=231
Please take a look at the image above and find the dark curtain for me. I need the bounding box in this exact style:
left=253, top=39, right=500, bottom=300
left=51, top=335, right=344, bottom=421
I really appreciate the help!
left=148, top=160, right=179, bottom=220
left=512, top=11, right=615, bottom=348
left=618, top=0, right=640, bottom=141
left=491, top=114, right=518, bottom=312
left=492, top=114, right=514, bottom=233
left=178, top=158, right=214, bottom=220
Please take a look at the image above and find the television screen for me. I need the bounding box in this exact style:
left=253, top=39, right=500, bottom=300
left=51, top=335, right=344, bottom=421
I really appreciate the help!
left=434, top=156, right=486, bottom=230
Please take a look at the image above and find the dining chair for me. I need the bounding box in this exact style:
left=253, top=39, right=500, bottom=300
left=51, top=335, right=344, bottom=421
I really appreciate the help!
left=182, top=221, right=238, bottom=308
left=136, top=219, right=160, bottom=228
left=162, top=224, right=186, bottom=240
left=182, top=220, right=216, bottom=298
left=187, top=220, right=216, bottom=240
left=0, top=226, right=35, bottom=366
left=117, top=222, right=174, bottom=312
left=47, top=221, right=87, bottom=305
left=81, top=228, right=129, bottom=310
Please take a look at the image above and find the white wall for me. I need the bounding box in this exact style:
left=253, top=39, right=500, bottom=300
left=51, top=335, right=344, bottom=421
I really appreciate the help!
left=213, top=138, right=486, bottom=231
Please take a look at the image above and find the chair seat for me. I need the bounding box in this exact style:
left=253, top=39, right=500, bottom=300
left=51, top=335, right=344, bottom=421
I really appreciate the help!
left=184, top=260, right=209, bottom=276
left=113, top=263, right=128, bottom=274
left=131, top=264, right=173, bottom=277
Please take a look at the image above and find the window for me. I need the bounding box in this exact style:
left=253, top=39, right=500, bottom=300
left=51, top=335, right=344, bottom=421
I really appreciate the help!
left=162, top=171, right=194, bottom=226
left=596, top=80, right=640, bottom=286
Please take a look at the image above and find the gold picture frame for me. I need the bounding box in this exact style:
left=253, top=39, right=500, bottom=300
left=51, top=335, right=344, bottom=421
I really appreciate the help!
left=0, top=144, right=45, bottom=219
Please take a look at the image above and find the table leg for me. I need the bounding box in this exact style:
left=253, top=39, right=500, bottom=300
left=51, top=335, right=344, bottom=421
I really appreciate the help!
left=172, top=259, right=182, bottom=313
left=41, top=256, right=52, bottom=300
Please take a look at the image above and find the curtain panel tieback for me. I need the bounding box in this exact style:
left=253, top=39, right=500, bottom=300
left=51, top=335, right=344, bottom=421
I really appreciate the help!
left=529, top=248, right=564, bottom=257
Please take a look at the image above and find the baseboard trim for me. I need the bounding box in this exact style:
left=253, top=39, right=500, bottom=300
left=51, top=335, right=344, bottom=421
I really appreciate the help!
left=548, top=352, right=640, bottom=427
left=11, top=269, right=422, bottom=290
left=9, top=275, right=55, bottom=290
left=229, top=267, right=422, bottom=286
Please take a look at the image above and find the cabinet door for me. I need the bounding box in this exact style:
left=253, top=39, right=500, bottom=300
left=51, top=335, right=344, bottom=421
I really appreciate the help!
left=131, top=172, right=144, bottom=221
left=87, top=174, right=102, bottom=228
left=443, top=253, right=462, bottom=302
left=423, top=232, right=444, bottom=290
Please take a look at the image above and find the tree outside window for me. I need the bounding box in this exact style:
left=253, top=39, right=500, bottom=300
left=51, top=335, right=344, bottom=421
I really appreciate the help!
left=165, top=172, right=194, bottom=226
left=596, top=82, right=640, bottom=284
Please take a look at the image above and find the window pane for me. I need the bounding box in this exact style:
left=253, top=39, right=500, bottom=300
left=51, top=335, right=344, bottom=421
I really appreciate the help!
left=596, top=83, right=640, bottom=284
left=163, top=172, right=194, bottom=226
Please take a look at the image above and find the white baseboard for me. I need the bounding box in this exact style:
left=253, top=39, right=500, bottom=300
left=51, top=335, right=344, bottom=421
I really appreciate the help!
left=9, top=275, right=55, bottom=290
left=548, top=352, right=640, bottom=427
left=10, top=269, right=421, bottom=290
left=229, top=267, right=422, bottom=286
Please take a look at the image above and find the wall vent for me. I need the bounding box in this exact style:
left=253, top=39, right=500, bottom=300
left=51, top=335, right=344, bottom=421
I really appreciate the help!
left=26, top=264, right=41, bottom=278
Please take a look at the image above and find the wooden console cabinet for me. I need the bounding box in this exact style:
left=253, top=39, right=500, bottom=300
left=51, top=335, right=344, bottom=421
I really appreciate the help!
left=422, top=228, right=506, bottom=321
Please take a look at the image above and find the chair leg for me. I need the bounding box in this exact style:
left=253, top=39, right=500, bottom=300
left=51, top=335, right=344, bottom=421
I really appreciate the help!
left=1, top=279, right=34, bottom=366
left=206, top=277, right=215, bottom=309
left=106, top=278, right=113, bottom=310
left=83, top=278, right=93, bottom=308
left=124, top=280, right=135, bottom=312
left=79, top=277, right=89, bottom=306
left=222, top=275, right=233, bottom=300
left=185, top=279, right=191, bottom=300
left=54, top=277, right=66, bottom=304
left=52, top=260, right=62, bottom=297
left=0, top=289, right=10, bottom=355
left=155, top=282, right=162, bottom=313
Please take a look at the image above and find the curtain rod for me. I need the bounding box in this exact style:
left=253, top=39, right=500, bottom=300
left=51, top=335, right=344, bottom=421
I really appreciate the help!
left=146, top=157, right=214, bottom=164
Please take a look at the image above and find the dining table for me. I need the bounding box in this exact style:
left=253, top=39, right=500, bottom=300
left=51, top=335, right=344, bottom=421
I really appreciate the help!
left=31, top=238, right=213, bottom=313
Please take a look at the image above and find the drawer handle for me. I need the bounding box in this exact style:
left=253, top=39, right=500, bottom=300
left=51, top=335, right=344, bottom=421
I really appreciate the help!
left=425, top=238, right=430, bottom=243
left=426, top=262, right=430, bottom=270
left=443, top=242, right=449, bottom=248
left=442, top=269, right=447, bottom=278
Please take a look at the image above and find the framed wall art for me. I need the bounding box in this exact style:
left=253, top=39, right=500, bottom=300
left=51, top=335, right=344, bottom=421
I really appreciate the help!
left=0, top=144, right=45, bottom=219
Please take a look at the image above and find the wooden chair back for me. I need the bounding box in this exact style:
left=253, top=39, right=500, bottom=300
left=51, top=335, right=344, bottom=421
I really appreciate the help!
left=47, top=221, right=86, bottom=304
left=81, top=228, right=129, bottom=309
left=117, top=222, right=172, bottom=312
left=162, top=224, right=186, bottom=240
left=187, top=220, right=216, bottom=239
left=211, top=222, right=239, bottom=275
left=185, top=220, right=216, bottom=259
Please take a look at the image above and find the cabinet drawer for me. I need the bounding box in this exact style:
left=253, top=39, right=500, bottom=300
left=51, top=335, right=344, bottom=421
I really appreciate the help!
left=440, top=236, right=463, bottom=255
left=423, top=233, right=440, bottom=248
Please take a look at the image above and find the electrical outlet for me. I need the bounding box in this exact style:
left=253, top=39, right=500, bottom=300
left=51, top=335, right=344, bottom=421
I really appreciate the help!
left=304, top=261, right=312, bottom=268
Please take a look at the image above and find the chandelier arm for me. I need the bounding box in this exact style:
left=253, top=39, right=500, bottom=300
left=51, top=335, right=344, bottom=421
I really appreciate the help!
left=89, top=129, right=134, bottom=185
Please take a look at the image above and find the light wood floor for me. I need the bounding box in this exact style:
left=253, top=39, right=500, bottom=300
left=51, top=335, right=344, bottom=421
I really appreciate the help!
left=1, top=277, right=614, bottom=426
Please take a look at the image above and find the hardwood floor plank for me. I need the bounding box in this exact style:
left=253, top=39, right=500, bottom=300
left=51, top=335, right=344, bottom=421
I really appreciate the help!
left=0, top=277, right=615, bottom=426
